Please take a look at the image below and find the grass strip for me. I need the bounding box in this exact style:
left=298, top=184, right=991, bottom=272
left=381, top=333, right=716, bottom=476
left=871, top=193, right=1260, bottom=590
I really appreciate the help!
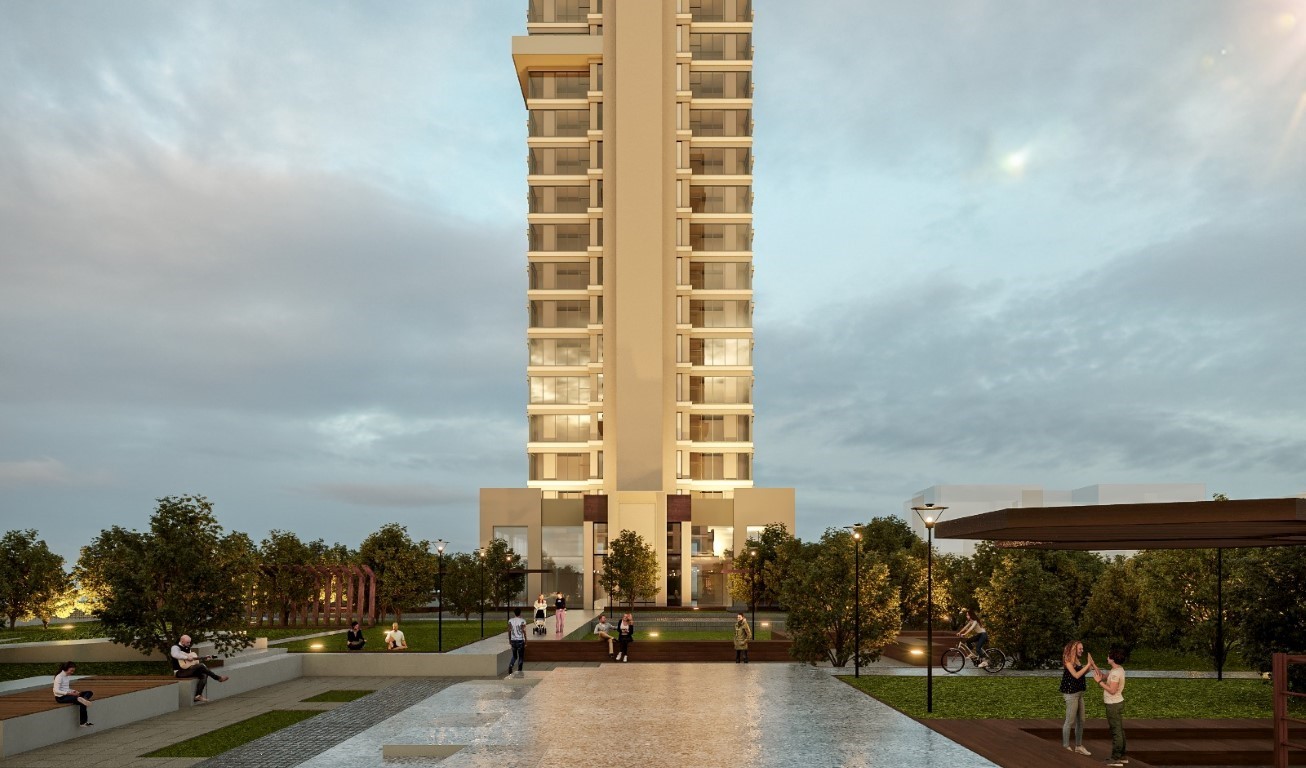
left=280, top=621, right=485, bottom=653
left=301, top=689, right=373, bottom=702
left=580, top=629, right=772, bottom=642
left=0, top=661, right=172, bottom=682
left=143, top=710, right=321, bottom=758
left=840, top=675, right=1291, bottom=720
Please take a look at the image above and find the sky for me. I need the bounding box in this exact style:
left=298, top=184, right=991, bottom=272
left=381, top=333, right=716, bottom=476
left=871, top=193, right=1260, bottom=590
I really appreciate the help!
left=1, top=1, right=1304, bottom=565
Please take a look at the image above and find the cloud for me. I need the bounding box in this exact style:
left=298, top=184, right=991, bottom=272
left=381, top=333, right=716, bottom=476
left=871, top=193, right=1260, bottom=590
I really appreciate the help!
left=0, top=458, right=112, bottom=488
left=306, top=482, right=474, bottom=508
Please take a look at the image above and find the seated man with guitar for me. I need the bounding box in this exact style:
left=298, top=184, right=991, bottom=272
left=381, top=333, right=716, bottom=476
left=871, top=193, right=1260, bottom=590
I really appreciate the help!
left=170, top=635, right=229, bottom=703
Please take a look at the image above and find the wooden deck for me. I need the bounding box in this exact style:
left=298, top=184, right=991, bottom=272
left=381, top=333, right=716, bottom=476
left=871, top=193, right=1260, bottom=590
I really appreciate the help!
left=926, top=717, right=1306, bottom=767
left=525, top=640, right=793, bottom=663
left=0, top=676, right=178, bottom=721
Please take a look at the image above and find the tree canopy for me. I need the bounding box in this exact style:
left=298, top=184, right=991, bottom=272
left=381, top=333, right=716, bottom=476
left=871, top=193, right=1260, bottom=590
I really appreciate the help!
left=75, top=495, right=257, bottom=656
left=599, top=529, right=659, bottom=609
left=357, top=523, right=437, bottom=622
left=0, top=529, right=69, bottom=629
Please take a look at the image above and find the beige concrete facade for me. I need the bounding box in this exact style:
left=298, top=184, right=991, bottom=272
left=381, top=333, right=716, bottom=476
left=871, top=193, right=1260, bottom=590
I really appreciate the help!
left=485, top=0, right=792, bottom=608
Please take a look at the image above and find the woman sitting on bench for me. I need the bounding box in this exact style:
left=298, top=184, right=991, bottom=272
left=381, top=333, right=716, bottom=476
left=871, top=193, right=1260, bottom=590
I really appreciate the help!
left=53, top=661, right=94, bottom=728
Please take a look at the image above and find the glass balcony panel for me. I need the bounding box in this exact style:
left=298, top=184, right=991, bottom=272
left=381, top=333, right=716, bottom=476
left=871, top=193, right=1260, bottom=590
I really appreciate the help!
left=530, top=223, right=591, bottom=251
left=530, top=262, right=589, bottom=290
left=690, top=299, right=751, bottom=328
left=689, top=337, right=752, bottom=366
left=529, top=337, right=591, bottom=366
left=688, top=0, right=751, bottom=22
left=530, top=300, right=590, bottom=328
left=529, top=0, right=592, bottom=23
left=688, top=376, right=751, bottom=404
left=530, top=147, right=590, bottom=175
left=689, top=33, right=752, bottom=61
left=530, top=185, right=590, bottom=213
left=690, top=147, right=750, bottom=175
left=690, top=109, right=750, bottom=137
left=529, top=110, right=590, bottom=137
left=528, top=72, right=590, bottom=99
left=530, top=376, right=592, bottom=404
left=531, top=414, right=592, bottom=442
left=690, top=261, right=750, bottom=289
left=690, top=224, right=751, bottom=252
left=689, top=71, right=751, bottom=99
left=689, top=185, right=752, bottom=213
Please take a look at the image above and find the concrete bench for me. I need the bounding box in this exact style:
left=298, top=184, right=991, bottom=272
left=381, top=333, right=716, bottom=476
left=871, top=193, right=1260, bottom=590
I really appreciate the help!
left=0, top=675, right=181, bottom=757
left=174, top=649, right=302, bottom=706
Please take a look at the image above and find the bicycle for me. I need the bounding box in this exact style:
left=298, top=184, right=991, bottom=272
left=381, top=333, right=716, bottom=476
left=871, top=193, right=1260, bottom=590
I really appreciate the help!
left=941, top=638, right=1008, bottom=674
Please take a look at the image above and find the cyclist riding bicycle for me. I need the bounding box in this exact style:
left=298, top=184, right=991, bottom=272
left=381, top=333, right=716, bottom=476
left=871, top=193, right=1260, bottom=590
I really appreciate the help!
left=958, top=607, right=990, bottom=668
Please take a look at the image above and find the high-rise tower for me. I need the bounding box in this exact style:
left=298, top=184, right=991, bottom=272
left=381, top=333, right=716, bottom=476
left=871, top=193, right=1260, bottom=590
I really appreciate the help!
left=482, top=0, right=793, bottom=609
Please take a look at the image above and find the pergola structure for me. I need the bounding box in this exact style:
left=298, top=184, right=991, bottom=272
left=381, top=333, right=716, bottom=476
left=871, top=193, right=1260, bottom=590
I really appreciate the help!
left=935, top=497, right=1306, bottom=678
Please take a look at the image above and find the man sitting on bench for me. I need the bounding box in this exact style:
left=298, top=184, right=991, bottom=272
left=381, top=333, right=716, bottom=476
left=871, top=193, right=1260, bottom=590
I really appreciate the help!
left=170, top=634, right=229, bottom=703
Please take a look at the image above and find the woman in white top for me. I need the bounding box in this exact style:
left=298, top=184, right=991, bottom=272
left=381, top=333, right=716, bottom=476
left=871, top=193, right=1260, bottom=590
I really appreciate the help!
left=384, top=622, right=407, bottom=650
left=53, top=661, right=94, bottom=727
left=1093, top=647, right=1128, bottom=767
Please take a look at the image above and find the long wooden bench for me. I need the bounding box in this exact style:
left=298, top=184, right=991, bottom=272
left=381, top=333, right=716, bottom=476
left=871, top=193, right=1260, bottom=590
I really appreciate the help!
left=0, top=675, right=177, bottom=720
left=525, top=640, right=793, bottom=663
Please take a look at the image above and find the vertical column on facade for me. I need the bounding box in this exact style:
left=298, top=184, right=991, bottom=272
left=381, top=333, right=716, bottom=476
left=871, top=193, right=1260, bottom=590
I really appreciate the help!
left=683, top=0, right=755, bottom=494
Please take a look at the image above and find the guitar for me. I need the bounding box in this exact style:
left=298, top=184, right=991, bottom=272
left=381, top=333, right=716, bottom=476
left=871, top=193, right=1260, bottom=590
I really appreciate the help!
left=176, top=654, right=216, bottom=670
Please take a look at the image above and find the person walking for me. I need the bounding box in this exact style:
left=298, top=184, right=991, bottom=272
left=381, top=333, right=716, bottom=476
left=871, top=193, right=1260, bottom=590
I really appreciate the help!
left=553, top=591, right=567, bottom=634
left=1060, top=639, right=1096, bottom=755
left=1093, top=647, right=1128, bottom=767
left=958, top=607, right=989, bottom=668
left=507, top=607, right=527, bottom=677
left=52, top=661, right=94, bottom=727
left=733, top=613, right=753, bottom=663
left=616, top=612, right=635, bottom=662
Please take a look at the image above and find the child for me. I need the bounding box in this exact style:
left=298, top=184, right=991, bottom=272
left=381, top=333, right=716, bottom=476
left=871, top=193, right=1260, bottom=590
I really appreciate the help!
left=1093, top=647, right=1128, bottom=767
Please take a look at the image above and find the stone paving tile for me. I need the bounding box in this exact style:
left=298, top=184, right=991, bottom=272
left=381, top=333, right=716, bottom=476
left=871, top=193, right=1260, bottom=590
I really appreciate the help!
left=296, top=665, right=997, bottom=768
left=190, top=679, right=459, bottom=768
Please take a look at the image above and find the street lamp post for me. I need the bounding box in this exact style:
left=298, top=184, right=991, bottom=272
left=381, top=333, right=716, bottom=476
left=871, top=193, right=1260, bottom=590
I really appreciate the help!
left=844, top=524, right=864, bottom=677
left=477, top=547, right=486, bottom=638
left=505, top=550, right=515, bottom=623
left=433, top=539, right=446, bottom=653
left=912, top=504, right=948, bottom=713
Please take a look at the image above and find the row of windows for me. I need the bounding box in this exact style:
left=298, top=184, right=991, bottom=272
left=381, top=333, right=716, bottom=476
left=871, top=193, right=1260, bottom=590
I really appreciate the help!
left=686, top=452, right=751, bottom=480
left=529, top=374, right=749, bottom=404
left=529, top=337, right=591, bottom=366
left=691, top=224, right=751, bottom=252
left=529, top=147, right=591, bottom=175
left=527, top=450, right=752, bottom=482
left=531, top=414, right=593, bottom=442
left=689, top=33, right=751, bottom=61
left=689, top=299, right=751, bottom=328
left=529, top=185, right=592, bottom=213
left=689, top=337, right=751, bottom=365
left=530, top=300, right=593, bottom=329
left=527, top=0, right=750, bottom=25
left=527, top=335, right=751, bottom=367
left=530, top=376, right=595, bottom=404
left=529, top=452, right=592, bottom=481
left=529, top=257, right=748, bottom=289
left=690, top=71, right=751, bottom=99
left=687, top=413, right=750, bottom=442
left=686, top=375, right=751, bottom=404
left=530, top=223, right=593, bottom=251
left=527, top=72, right=590, bottom=99
left=529, top=262, right=589, bottom=290
left=528, top=413, right=750, bottom=443
left=690, top=185, right=752, bottom=214
left=690, top=147, right=750, bottom=175
left=689, top=109, right=750, bottom=137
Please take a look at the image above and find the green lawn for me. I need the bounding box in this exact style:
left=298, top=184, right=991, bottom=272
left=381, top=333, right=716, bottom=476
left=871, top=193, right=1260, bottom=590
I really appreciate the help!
left=143, top=710, right=320, bottom=757
left=0, top=661, right=172, bottom=682
left=300, top=689, right=374, bottom=703
left=1125, top=646, right=1250, bottom=672
left=0, top=623, right=106, bottom=642
left=278, top=620, right=487, bottom=653
left=840, top=675, right=1296, bottom=720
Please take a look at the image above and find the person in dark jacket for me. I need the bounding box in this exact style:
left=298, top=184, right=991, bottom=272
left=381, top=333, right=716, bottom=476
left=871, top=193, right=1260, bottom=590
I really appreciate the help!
left=616, top=612, right=635, bottom=662
left=346, top=621, right=366, bottom=650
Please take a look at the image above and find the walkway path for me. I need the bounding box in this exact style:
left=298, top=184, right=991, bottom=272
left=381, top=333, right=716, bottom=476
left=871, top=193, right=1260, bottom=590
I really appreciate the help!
left=294, top=664, right=996, bottom=768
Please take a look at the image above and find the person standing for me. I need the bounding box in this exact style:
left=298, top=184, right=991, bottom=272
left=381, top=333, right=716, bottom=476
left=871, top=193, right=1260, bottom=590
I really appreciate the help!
left=52, top=661, right=94, bottom=727
left=733, top=613, right=753, bottom=663
left=958, top=607, right=990, bottom=668
left=1059, top=639, right=1096, bottom=755
left=346, top=621, right=366, bottom=651
left=507, top=608, right=527, bottom=677
left=1093, top=647, right=1128, bottom=767
left=534, top=593, right=548, bottom=634
left=616, top=612, right=635, bottom=662
left=553, top=591, right=567, bottom=634
left=171, top=634, right=229, bottom=703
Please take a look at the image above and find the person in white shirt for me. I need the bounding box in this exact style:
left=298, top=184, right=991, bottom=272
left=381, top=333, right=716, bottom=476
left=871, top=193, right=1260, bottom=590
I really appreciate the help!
left=1093, top=647, right=1128, bottom=767
left=507, top=608, right=527, bottom=677
left=170, top=634, right=228, bottom=703
left=594, top=614, right=615, bottom=656
left=384, top=622, right=407, bottom=650
left=52, top=661, right=94, bottom=727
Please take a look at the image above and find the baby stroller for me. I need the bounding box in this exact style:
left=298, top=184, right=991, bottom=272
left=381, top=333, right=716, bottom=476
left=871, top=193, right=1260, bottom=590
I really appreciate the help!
left=533, top=607, right=548, bottom=636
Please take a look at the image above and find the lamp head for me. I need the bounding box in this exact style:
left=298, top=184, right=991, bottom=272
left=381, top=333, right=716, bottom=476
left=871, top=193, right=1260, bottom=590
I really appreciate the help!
left=911, top=503, right=949, bottom=529
left=435, top=539, right=447, bottom=555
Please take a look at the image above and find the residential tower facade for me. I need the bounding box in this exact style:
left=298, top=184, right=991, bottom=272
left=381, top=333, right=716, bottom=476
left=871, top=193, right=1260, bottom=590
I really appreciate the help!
left=481, top=0, right=794, bottom=609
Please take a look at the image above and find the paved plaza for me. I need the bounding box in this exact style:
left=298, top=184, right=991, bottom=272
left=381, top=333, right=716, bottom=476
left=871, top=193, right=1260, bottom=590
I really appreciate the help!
left=2, top=664, right=996, bottom=768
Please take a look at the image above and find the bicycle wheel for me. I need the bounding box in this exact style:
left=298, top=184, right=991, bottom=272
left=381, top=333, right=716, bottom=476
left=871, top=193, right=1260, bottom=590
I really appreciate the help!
left=982, top=648, right=1008, bottom=673
left=941, top=647, right=966, bottom=674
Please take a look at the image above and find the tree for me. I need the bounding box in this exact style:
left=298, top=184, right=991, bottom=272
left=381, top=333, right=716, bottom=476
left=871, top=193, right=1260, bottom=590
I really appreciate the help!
left=357, top=523, right=438, bottom=623
left=438, top=552, right=487, bottom=620
left=726, top=523, right=795, bottom=608
left=0, top=530, right=69, bottom=628
left=74, top=495, right=257, bottom=657
left=1134, top=548, right=1242, bottom=665
left=599, top=530, right=659, bottom=610
left=859, top=517, right=933, bottom=628
left=781, top=529, right=900, bottom=667
left=978, top=550, right=1076, bottom=667
left=1078, top=556, right=1146, bottom=655
left=483, top=537, right=526, bottom=610
left=255, top=530, right=317, bottom=626
left=939, top=541, right=1003, bottom=630
left=1228, top=546, right=1306, bottom=675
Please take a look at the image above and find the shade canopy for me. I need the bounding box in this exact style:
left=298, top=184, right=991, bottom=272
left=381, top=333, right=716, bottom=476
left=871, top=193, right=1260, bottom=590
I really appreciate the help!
left=934, top=497, right=1306, bottom=550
